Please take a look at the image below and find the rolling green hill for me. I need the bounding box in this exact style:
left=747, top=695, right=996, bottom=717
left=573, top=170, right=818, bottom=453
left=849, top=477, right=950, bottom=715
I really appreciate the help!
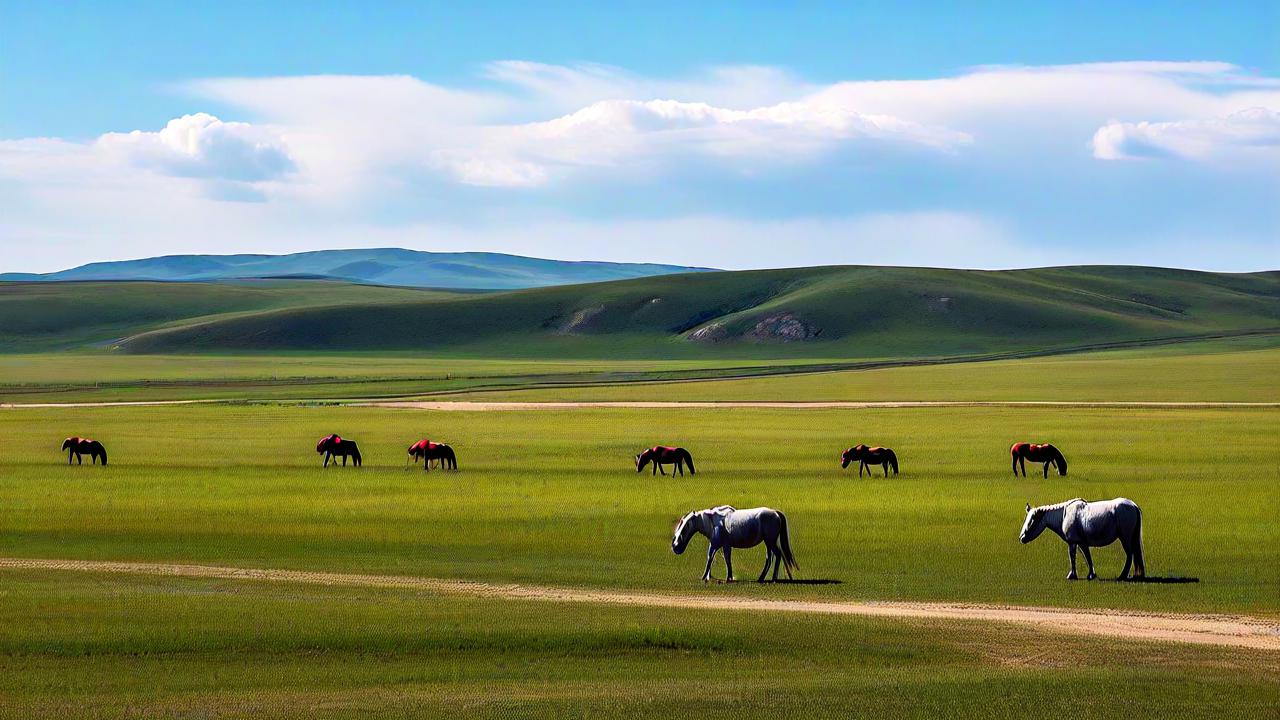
left=0, top=280, right=453, bottom=352
left=108, top=266, right=1280, bottom=358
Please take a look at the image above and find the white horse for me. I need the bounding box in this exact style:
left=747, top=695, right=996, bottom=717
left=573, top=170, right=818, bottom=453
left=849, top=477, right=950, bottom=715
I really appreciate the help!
left=672, top=505, right=799, bottom=583
left=1019, top=498, right=1145, bottom=580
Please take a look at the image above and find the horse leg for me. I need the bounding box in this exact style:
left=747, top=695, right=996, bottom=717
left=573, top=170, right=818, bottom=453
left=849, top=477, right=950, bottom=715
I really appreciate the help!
left=1067, top=544, right=1078, bottom=580
left=1118, top=540, right=1133, bottom=581
left=882, top=463, right=888, bottom=478
left=758, top=545, right=773, bottom=583
left=1080, top=546, right=1096, bottom=580
left=324, top=453, right=330, bottom=468
left=676, top=461, right=683, bottom=477
left=702, top=546, right=718, bottom=582
left=723, top=547, right=735, bottom=582
left=1042, top=462, right=1050, bottom=479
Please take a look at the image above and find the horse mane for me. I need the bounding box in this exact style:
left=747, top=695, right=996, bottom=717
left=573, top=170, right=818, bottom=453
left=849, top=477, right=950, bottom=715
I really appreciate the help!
left=1034, top=498, right=1085, bottom=513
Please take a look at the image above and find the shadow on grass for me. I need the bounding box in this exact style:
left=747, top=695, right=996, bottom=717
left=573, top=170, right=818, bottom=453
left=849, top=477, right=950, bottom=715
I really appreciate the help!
left=1105, top=576, right=1200, bottom=584
left=770, top=578, right=843, bottom=585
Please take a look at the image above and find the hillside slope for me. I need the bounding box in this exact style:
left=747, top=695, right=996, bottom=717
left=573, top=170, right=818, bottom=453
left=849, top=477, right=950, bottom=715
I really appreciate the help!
left=115, top=266, right=1280, bottom=358
left=0, top=280, right=450, bottom=351
left=0, top=248, right=715, bottom=289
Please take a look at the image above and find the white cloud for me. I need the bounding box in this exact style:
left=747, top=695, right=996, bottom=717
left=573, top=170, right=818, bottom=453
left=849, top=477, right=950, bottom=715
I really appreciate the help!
left=95, top=112, right=295, bottom=182
left=437, top=98, right=971, bottom=187
left=2, top=60, right=1279, bottom=272
left=1092, top=107, right=1280, bottom=160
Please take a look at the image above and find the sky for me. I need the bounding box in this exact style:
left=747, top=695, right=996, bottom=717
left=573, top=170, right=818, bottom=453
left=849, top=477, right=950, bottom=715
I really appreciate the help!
left=1, top=1, right=1277, bottom=273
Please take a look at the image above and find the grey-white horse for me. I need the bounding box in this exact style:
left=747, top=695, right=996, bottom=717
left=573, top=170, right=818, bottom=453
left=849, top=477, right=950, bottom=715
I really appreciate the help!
left=1020, top=497, right=1145, bottom=580
left=672, top=505, right=799, bottom=583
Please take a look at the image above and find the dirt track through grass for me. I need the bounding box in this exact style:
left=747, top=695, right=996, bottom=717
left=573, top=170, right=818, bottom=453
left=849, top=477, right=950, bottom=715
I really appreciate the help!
left=366, top=400, right=1280, bottom=410
left=4, top=558, right=1276, bottom=651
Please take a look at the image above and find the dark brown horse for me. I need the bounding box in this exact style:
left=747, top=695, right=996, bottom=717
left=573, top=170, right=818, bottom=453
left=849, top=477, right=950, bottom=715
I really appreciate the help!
left=407, top=439, right=457, bottom=471
left=62, top=437, right=107, bottom=465
left=636, top=446, right=695, bottom=476
left=1011, top=442, right=1067, bottom=478
left=317, top=434, right=362, bottom=467
left=841, top=444, right=898, bottom=477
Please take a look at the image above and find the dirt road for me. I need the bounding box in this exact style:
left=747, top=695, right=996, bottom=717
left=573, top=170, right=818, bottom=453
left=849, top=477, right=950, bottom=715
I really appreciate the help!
left=363, top=400, right=1280, bottom=411
left=3, top=557, right=1275, bottom=650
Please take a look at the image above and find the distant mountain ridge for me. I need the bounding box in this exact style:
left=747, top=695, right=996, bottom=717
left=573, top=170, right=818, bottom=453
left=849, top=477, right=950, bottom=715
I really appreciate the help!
left=0, top=248, right=716, bottom=289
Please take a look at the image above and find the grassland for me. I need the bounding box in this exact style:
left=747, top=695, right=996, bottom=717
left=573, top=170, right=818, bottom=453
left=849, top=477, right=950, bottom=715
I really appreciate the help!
left=2, top=570, right=1274, bottom=719
left=2, top=403, right=1274, bottom=614
left=0, top=266, right=1259, bottom=357
left=430, top=335, right=1280, bottom=403
left=0, top=402, right=1276, bottom=717
left=1, top=333, right=1274, bottom=403
left=0, top=280, right=451, bottom=352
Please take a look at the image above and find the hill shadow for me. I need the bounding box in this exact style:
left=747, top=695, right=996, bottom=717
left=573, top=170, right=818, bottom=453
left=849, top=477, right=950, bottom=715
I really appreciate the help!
left=1105, top=576, right=1200, bottom=584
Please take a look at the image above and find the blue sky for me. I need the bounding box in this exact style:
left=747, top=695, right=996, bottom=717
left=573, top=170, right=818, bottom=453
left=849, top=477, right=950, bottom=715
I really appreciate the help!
left=1, top=2, right=1277, bottom=272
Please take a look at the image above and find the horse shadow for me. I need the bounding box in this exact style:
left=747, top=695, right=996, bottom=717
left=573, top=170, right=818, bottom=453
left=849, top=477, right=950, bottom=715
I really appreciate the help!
left=771, top=578, right=843, bottom=585
left=1105, top=576, right=1200, bottom=584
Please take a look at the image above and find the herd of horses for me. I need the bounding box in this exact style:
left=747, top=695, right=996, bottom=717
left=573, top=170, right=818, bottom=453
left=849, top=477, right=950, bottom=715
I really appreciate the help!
left=59, top=434, right=1144, bottom=582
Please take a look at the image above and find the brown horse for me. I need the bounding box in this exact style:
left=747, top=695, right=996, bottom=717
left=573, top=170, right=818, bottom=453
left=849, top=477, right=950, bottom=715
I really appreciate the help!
left=636, top=446, right=696, bottom=476
left=841, top=444, right=898, bottom=477
left=407, top=439, right=457, bottom=471
left=317, top=434, right=362, bottom=467
left=1011, top=442, right=1067, bottom=478
left=62, top=437, right=107, bottom=465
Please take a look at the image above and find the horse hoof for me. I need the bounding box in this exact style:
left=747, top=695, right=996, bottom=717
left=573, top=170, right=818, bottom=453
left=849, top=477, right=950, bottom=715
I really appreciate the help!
left=1087, top=573, right=1096, bottom=581
left=1066, top=572, right=1077, bottom=580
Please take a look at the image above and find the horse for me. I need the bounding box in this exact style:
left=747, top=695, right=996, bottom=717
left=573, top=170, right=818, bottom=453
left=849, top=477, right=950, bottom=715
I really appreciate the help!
left=62, top=437, right=107, bottom=465
left=316, top=434, right=362, bottom=467
left=1011, top=442, right=1067, bottom=478
left=672, top=505, right=798, bottom=583
left=1019, top=498, right=1145, bottom=580
left=407, top=439, right=457, bottom=471
left=636, top=446, right=696, bottom=476
left=841, top=444, right=898, bottom=477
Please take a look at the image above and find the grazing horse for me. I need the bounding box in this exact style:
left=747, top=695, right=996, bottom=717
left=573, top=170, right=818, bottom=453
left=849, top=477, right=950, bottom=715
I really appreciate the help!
left=636, top=446, right=695, bottom=476
left=1011, top=442, right=1067, bottom=478
left=1020, top=498, right=1145, bottom=580
left=841, top=444, right=898, bottom=477
left=316, top=434, right=362, bottom=467
left=672, top=505, right=798, bottom=583
left=62, top=437, right=107, bottom=465
left=407, top=439, right=457, bottom=471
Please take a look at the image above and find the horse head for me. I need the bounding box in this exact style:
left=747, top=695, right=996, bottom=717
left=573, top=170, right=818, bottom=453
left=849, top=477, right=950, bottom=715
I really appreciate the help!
left=671, top=511, right=698, bottom=554
left=62, top=437, right=78, bottom=451
left=635, top=449, right=650, bottom=472
left=1019, top=503, right=1048, bottom=544
left=317, top=434, right=339, bottom=453
left=840, top=447, right=855, bottom=468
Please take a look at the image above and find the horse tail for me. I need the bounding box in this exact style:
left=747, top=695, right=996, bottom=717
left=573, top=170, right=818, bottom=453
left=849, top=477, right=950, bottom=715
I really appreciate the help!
left=1052, top=446, right=1067, bottom=476
left=1011, top=444, right=1020, bottom=474
left=777, top=511, right=799, bottom=578
left=887, top=449, right=898, bottom=475
left=352, top=443, right=362, bottom=467
left=446, top=446, right=457, bottom=470
left=1133, top=506, right=1145, bottom=577
left=98, top=446, right=107, bottom=466
left=683, top=449, right=695, bottom=475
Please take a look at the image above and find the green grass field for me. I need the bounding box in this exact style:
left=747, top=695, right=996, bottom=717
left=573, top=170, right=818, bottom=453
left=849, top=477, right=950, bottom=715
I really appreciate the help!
left=0, top=402, right=1276, bottom=717
left=436, top=336, right=1280, bottom=403
left=2, top=271, right=1278, bottom=717
left=2, top=570, right=1274, bottom=719
left=2, top=333, right=1274, bottom=403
